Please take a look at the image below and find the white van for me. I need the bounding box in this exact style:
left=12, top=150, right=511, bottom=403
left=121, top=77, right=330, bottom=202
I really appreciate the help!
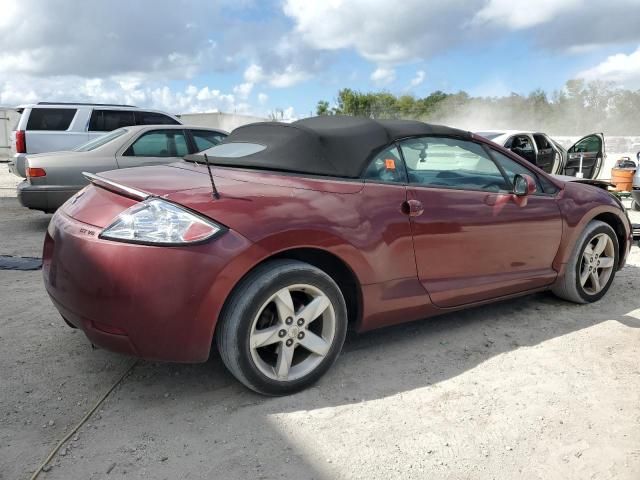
left=9, top=102, right=181, bottom=177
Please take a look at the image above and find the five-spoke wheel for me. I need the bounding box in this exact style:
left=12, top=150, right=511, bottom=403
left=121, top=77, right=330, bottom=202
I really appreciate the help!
left=216, top=259, right=347, bottom=395
left=552, top=220, right=619, bottom=303
left=249, top=285, right=336, bottom=382
left=578, top=233, right=616, bottom=295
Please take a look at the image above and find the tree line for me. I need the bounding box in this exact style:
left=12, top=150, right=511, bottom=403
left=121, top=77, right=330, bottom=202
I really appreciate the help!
left=315, top=80, right=640, bottom=136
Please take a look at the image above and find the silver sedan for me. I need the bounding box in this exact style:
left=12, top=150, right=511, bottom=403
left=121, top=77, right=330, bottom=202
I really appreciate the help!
left=17, top=125, right=227, bottom=213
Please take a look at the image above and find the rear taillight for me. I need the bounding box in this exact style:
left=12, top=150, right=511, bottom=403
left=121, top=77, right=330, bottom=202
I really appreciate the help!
left=15, top=130, right=26, bottom=153
left=26, top=167, right=46, bottom=178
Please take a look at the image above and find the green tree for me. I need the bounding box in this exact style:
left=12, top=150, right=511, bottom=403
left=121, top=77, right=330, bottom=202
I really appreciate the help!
left=316, top=100, right=331, bottom=116
left=316, top=80, right=640, bottom=135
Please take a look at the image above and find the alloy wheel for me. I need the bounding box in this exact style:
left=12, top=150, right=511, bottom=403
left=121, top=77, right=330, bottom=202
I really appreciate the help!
left=579, top=233, right=615, bottom=295
left=249, top=284, right=336, bottom=382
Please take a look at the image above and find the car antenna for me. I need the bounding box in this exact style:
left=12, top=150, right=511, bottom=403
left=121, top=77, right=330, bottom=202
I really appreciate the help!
left=203, top=153, right=220, bottom=199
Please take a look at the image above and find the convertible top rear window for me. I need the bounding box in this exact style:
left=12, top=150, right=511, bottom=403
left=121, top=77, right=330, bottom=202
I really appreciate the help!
left=198, top=142, right=265, bottom=158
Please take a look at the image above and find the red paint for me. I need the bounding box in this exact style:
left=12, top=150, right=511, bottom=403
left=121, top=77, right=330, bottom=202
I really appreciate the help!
left=42, top=144, right=632, bottom=363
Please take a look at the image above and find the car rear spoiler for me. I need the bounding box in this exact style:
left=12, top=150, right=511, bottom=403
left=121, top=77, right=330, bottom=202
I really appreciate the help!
left=82, top=172, right=150, bottom=201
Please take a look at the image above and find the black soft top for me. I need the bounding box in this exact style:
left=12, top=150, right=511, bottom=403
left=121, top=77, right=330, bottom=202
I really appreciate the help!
left=186, top=115, right=471, bottom=178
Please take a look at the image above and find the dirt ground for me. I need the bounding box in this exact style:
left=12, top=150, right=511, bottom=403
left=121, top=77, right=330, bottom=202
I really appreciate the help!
left=1, top=166, right=639, bottom=480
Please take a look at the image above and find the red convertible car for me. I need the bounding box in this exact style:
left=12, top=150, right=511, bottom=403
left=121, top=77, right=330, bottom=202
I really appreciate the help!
left=42, top=116, right=632, bottom=395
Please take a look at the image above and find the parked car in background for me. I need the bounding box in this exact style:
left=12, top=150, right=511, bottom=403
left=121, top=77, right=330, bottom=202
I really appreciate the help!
left=9, top=102, right=181, bottom=177
left=476, top=130, right=605, bottom=179
left=19, top=125, right=227, bottom=213
left=42, top=116, right=631, bottom=395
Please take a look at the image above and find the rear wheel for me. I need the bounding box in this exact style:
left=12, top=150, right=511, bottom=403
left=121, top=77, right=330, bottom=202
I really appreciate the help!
left=552, top=220, right=619, bottom=304
left=216, top=259, right=347, bottom=395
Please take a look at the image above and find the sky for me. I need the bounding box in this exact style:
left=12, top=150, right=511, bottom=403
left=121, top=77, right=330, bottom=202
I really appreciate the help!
left=0, top=0, right=639, bottom=119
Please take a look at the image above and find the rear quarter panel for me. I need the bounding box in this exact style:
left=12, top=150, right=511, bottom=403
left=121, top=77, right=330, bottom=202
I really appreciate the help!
left=167, top=180, right=418, bottom=285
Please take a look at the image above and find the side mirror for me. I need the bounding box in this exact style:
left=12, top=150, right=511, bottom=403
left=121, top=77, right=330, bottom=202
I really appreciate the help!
left=513, top=174, right=537, bottom=196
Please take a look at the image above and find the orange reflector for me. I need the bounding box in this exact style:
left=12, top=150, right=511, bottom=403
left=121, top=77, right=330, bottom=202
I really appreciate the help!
left=385, top=159, right=396, bottom=170
left=26, top=167, right=46, bottom=178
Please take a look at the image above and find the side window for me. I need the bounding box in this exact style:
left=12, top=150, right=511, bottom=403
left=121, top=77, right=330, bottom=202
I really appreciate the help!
left=533, top=134, right=550, bottom=150
left=363, top=145, right=407, bottom=183
left=124, top=130, right=189, bottom=157
left=135, top=111, right=180, bottom=126
left=399, top=137, right=508, bottom=192
left=508, top=135, right=534, bottom=153
left=488, top=149, right=556, bottom=194
left=26, top=108, right=76, bottom=131
left=191, top=130, right=227, bottom=152
left=89, top=110, right=136, bottom=132
left=569, top=135, right=601, bottom=153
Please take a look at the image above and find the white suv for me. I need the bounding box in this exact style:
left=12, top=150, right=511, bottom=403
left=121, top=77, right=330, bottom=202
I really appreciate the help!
left=9, top=102, right=181, bottom=177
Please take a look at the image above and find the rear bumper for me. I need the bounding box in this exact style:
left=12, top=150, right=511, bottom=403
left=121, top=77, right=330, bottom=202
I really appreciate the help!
left=17, top=181, right=77, bottom=212
left=43, top=209, right=254, bottom=362
left=8, top=153, right=27, bottom=177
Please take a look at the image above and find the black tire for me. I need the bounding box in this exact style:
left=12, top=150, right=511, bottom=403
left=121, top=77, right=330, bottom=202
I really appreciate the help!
left=631, top=199, right=640, bottom=212
left=216, top=259, right=348, bottom=395
left=552, top=220, right=619, bottom=304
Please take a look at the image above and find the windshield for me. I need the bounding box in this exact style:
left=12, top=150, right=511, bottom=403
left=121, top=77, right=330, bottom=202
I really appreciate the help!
left=475, top=132, right=504, bottom=141
left=73, top=128, right=128, bottom=152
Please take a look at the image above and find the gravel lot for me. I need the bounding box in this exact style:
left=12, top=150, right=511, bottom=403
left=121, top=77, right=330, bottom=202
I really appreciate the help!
left=1, top=164, right=639, bottom=480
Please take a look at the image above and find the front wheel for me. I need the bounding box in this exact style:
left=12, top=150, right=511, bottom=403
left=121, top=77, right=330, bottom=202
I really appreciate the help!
left=216, top=259, right=348, bottom=395
left=552, top=220, right=619, bottom=304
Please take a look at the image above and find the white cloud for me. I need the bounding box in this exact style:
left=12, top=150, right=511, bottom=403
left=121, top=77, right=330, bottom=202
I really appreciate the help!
left=243, top=62, right=310, bottom=88
left=0, top=75, right=250, bottom=115
left=371, top=67, right=396, bottom=86
left=283, top=0, right=640, bottom=64
left=269, top=65, right=311, bottom=88
left=258, top=93, right=269, bottom=105
left=577, top=45, right=640, bottom=88
left=233, top=82, right=254, bottom=99
left=244, top=64, right=265, bottom=83
left=409, top=70, right=426, bottom=89
left=0, top=0, right=234, bottom=78
left=473, top=0, right=582, bottom=29
left=284, top=0, right=467, bottom=63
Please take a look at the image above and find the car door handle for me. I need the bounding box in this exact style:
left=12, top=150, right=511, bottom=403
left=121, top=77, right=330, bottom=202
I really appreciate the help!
left=401, top=199, right=424, bottom=217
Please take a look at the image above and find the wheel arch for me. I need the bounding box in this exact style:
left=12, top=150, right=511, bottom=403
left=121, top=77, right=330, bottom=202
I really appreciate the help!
left=592, top=212, right=628, bottom=269
left=213, top=247, right=363, bottom=340
left=271, top=248, right=362, bottom=328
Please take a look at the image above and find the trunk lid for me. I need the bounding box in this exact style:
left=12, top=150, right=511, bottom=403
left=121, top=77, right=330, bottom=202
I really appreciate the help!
left=63, top=162, right=364, bottom=229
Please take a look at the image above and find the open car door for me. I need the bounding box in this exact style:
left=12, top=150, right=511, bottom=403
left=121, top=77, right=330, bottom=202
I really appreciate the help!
left=563, top=133, right=605, bottom=179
